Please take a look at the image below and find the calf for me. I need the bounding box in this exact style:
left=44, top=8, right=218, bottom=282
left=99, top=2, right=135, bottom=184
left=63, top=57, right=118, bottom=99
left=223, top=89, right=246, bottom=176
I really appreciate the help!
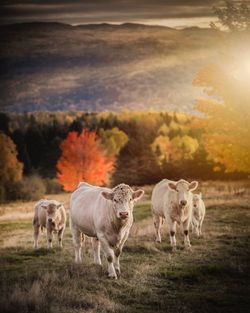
left=152, top=179, right=198, bottom=251
left=33, top=199, right=66, bottom=249
left=191, top=193, right=205, bottom=237
left=70, top=182, right=144, bottom=279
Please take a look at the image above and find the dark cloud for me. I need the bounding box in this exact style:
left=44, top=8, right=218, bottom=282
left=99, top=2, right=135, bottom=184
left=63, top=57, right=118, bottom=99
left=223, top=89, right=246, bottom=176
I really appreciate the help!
left=0, top=0, right=248, bottom=26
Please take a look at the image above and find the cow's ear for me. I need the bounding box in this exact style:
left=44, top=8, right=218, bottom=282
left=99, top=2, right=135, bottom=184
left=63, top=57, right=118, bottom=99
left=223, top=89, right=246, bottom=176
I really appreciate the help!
left=101, top=191, right=114, bottom=200
left=132, top=189, right=144, bottom=201
left=57, top=203, right=63, bottom=209
left=189, top=181, right=198, bottom=191
left=168, top=182, right=177, bottom=190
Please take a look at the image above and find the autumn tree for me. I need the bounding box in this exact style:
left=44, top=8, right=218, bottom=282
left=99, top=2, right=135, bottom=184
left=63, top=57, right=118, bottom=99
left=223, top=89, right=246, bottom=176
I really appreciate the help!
left=56, top=130, right=114, bottom=191
left=99, top=127, right=128, bottom=156
left=210, top=0, right=250, bottom=32
left=0, top=132, right=23, bottom=191
left=191, top=1, right=250, bottom=174
left=151, top=123, right=199, bottom=166
left=192, top=64, right=250, bottom=173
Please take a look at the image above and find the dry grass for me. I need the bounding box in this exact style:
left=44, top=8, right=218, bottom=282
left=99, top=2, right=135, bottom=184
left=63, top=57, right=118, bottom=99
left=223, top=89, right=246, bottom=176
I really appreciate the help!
left=0, top=181, right=250, bottom=313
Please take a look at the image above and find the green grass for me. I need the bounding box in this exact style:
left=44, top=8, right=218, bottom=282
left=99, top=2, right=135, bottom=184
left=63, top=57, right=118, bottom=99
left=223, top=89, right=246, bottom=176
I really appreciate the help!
left=0, top=201, right=250, bottom=313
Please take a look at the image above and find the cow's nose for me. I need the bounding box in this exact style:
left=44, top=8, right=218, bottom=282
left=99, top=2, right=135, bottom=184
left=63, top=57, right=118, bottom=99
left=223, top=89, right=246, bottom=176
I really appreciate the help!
left=48, top=218, right=52, bottom=222
left=194, top=204, right=197, bottom=207
left=119, top=212, right=129, bottom=219
left=180, top=200, right=187, bottom=206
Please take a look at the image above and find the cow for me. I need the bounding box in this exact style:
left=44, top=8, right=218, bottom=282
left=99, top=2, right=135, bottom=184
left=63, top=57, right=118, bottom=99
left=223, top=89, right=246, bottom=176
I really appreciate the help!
left=33, top=199, right=66, bottom=249
left=70, top=182, right=144, bottom=279
left=191, top=193, right=205, bottom=237
left=151, top=179, right=198, bottom=251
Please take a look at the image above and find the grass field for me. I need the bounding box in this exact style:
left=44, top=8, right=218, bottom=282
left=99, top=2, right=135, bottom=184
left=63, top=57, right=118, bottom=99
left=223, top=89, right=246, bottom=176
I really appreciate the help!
left=0, top=183, right=250, bottom=313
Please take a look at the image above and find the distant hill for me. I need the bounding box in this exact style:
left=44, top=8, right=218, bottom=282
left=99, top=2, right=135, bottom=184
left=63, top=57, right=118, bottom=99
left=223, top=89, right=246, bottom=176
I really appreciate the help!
left=0, top=22, right=223, bottom=112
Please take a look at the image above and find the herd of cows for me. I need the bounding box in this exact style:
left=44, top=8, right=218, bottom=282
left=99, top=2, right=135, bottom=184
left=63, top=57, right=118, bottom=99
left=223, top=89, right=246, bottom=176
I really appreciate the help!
left=32, top=179, right=206, bottom=279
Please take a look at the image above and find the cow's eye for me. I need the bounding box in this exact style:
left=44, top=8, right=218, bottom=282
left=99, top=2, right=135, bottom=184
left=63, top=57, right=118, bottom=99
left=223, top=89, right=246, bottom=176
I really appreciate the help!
left=114, top=199, right=118, bottom=203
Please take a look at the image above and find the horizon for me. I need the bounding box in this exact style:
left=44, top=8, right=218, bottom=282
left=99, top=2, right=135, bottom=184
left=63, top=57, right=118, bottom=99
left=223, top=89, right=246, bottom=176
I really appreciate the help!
left=1, top=0, right=245, bottom=28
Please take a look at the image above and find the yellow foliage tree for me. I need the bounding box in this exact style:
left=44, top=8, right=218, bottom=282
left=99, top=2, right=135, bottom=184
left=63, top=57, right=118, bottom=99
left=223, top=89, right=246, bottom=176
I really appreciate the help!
left=0, top=132, right=23, bottom=187
left=99, top=127, right=128, bottom=156
left=192, top=64, right=250, bottom=173
left=151, top=134, right=198, bottom=165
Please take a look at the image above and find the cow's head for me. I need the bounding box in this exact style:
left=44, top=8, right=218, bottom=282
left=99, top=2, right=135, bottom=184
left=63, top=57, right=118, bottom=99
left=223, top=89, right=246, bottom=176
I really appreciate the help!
left=42, top=200, right=63, bottom=228
left=101, top=184, right=144, bottom=220
left=193, top=193, right=202, bottom=208
left=168, top=180, right=198, bottom=210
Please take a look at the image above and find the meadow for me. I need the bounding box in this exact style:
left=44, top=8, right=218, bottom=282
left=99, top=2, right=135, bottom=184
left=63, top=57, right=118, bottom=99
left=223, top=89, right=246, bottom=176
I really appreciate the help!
left=0, top=181, right=250, bottom=313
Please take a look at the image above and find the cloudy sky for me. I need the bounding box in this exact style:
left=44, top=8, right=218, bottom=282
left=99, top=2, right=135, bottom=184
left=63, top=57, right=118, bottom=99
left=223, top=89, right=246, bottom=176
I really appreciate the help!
left=0, top=0, right=248, bottom=28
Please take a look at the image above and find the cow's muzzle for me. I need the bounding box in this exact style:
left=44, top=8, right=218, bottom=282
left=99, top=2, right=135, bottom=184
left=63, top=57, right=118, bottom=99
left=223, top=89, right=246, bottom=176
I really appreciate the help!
left=119, top=212, right=129, bottom=219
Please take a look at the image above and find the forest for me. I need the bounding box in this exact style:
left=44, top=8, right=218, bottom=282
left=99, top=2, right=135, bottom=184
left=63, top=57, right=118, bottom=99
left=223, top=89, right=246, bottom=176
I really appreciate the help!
left=0, top=107, right=247, bottom=202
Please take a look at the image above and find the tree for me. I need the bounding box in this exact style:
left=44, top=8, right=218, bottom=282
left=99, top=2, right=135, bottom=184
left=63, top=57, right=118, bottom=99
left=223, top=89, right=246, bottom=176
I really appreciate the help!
left=56, top=130, right=114, bottom=191
left=99, top=127, right=128, bottom=156
left=192, top=64, right=250, bottom=173
left=210, top=1, right=250, bottom=32
left=0, top=132, right=23, bottom=189
left=151, top=134, right=199, bottom=166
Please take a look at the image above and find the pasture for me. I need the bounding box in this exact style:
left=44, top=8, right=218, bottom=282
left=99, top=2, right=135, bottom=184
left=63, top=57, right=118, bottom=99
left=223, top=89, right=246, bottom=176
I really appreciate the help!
left=0, top=182, right=250, bottom=313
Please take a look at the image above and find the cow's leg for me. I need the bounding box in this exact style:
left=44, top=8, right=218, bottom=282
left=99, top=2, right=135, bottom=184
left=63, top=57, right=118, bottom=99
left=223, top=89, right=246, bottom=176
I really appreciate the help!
left=58, top=226, right=65, bottom=248
left=168, top=219, right=177, bottom=251
left=92, top=237, right=102, bottom=265
left=98, top=234, right=117, bottom=279
left=33, top=225, right=40, bottom=249
left=46, top=228, right=53, bottom=249
left=153, top=214, right=162, bottom=243
left=183, top=219, right=191, bottom=250
left=72, top=226, right=84, bottom=263
left=199, top=218, right=204, bottom=236
left=114, top=231, right=129, bottom=276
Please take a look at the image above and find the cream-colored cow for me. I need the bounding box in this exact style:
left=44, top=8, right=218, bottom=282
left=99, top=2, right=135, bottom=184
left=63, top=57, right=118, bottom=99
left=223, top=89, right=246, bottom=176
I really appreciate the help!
left=191, top=193, right=206, bottom=237
left=70, top=182, right=144, bottom=279
left=33, top=199, right=66, bottom=249
left=151, top=179, right=198, bottom=251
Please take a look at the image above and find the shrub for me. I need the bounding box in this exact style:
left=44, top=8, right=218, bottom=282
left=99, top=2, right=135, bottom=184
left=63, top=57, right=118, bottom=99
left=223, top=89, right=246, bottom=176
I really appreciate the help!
left=0, top=185, right=6, bottom=203
left=9, top=175, right=46, bottom=201
left=44, top=178, right=62, bottom=194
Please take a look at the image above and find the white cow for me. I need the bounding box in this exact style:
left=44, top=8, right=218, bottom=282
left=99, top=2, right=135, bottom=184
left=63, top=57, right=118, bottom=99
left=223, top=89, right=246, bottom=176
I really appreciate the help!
left=151, top=179, right=198, bottom=251
left=70, top=182, right=144, bottom=279
left=191, top=193, right=205, bottom=237
left=33, top=199, right=66, bottom=249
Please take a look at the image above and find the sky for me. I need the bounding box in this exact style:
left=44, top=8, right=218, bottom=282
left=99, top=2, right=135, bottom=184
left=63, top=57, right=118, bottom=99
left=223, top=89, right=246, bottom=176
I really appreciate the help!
left=0, top=0, right=247, bottom=28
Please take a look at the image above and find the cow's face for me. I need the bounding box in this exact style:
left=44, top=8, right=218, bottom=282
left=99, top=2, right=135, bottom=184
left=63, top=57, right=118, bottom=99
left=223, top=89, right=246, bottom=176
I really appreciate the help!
left=102, top=184, right=144, bottom=220
left=168, top=180, right=198, bottom=210
left=42, top=201, right=62, bottom=228
left=193, top=193, right=202, bottom=209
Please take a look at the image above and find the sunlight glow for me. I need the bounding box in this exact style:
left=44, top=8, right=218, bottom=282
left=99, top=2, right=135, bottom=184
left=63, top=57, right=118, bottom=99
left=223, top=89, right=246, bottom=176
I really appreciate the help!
left=232, top=54, right=250, bottom=82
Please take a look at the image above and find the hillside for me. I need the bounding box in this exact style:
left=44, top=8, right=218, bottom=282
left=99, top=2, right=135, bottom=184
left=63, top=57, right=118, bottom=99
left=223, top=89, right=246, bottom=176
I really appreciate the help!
left=0, top=22, right=223, bottom=112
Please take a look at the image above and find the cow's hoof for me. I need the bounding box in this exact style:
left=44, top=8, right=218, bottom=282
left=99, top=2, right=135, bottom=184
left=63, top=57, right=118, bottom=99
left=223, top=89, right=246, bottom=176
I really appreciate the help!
left=115, top=268, right=121, bottom=277
left=171, top=247, right=177, bottom=252
left=108, top=273, right=117, bottom=279
left=184, top=245, right=192, bottom=251
left=75, top=260, right=82, bottom=264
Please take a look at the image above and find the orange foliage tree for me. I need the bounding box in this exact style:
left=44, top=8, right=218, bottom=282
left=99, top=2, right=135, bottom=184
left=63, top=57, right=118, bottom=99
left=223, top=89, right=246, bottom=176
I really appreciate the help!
left=56, top=130, right=114, bottom=191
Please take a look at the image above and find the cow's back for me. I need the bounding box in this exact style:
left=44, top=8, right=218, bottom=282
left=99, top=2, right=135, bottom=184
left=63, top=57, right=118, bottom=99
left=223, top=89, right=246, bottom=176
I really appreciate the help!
left=152, top=179, right=170, bottom=216
left=152, top=179, right=178, bottom=218
left=33, top=199, right=47, bottom=227
left=70, top=183, right=110, bottom=237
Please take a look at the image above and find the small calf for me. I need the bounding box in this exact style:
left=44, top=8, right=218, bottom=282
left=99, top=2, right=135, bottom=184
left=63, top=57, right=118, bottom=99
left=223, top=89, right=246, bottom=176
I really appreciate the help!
left=33, top=199, right=66, bottom=249
left=191, top=193, right=205, bottom=237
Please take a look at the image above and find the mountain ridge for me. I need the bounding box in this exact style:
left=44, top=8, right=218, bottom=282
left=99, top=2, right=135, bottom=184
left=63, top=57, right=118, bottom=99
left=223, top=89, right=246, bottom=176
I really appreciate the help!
left=0, top=22, right=222, bottom=113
